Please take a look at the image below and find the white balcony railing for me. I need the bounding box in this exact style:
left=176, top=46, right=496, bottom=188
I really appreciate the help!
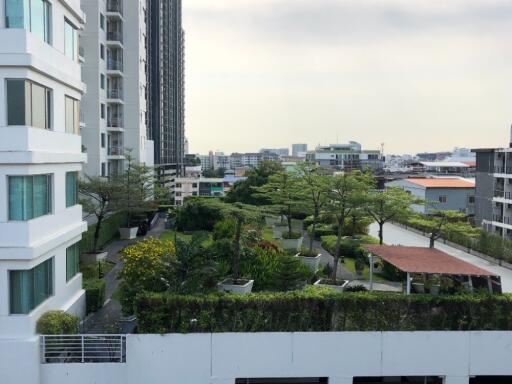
left=41, top=335, right=126, bottom=364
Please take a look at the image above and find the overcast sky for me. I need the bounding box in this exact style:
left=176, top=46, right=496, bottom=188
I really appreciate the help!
left=183, top=0, right=512, bottom=155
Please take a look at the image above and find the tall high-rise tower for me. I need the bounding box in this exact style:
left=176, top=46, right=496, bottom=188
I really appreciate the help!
left=147, top=0, right=185, bottom=184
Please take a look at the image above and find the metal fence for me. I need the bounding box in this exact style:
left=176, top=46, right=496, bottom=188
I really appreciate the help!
left=41, top=335, right=126, bottom=364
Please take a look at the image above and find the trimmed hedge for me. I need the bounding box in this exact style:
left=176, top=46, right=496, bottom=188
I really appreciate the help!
left=135, top=290, right=512, bottom=333
left=321, top=235, right=378, bottom=258
left=79, top=212, right=127, bottom=253
left=84, top=279, right=106, bottom=314
left=36, top=310, right=79, bottom=334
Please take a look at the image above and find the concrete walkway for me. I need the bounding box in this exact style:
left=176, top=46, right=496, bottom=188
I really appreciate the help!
left=369, top=222, right=512, bottom=293
left=83, top=218, right=167, bottom=333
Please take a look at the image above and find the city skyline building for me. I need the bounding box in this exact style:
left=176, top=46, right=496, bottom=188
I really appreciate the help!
left=80, top=0, right=153, bottom=179
left=147, top=0, right=185, bottom=183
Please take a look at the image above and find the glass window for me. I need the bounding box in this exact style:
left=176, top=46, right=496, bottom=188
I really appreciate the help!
left=100, top=13, right=105, bottom=30
left=6, top=79, right=51, bottom=129
left=100, top=74, right=105, bottom=89
left=65, top=96, right=79, bottom=134
left=66, top=172, right=77, bottom=207
left=101, top=163, right=106, bottom=177
left=10, top=257, right=53, bottom=314
left=66, top=243, right=79, bottom=281
left=101, top=133, right=106, bottom=148
left=64, top=19, right=77, bottom=60
left=5, top=0, right=51, bottom=43
left=100, top=44, right=105, bottom=59
left=9, top=175, right=52, bottom=221
left=101, top=103, right=105, bottom=119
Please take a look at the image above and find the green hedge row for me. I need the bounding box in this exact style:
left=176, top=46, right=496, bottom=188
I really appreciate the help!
left=79, top=212, right=127, bottom=253
left=84, top=279, right=106, bottom=314
left=321, top=235, right=379, bottom=258
left=135, top=290, right=512, bottom=333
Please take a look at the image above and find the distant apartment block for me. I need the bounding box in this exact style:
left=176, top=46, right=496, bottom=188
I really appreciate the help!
left=385, top=177, right=475, bottom=215
left=147, top=0, right=185, bottom=182
left=473, top=142, right=512, bottom=240
left=80, top=0, right=153, bottom=178
left=292, top=143, right=308, bottom=157
left=174, top=176, right=246, bottom=205
left=0, top=0, right=87, bottom=336
left=306, top=142, right=384, bottom=172
left=260, top=148, right=290, bottom=157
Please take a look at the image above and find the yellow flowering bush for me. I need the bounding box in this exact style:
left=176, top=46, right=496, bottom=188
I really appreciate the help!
left=118, top=237, right=175, bottom=314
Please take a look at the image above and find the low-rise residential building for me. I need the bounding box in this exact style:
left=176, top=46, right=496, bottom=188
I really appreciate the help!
left=385, top=177, right=475, bottom=215
left=260, top=148, right=290, bottom=157
left=292, top=143, right=308, bottom=157
left=306, top=142, right=384, bottom=172
left=174, top=176, right=246, bottom=205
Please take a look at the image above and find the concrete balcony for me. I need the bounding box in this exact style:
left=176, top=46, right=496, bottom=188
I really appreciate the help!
left=106, top=0, right=123, bottom=17
left=107, top=88, right=124, bottom=102
left=107, top=116, right=124, bottom=130
left=0, top=126, right=85, bottom=164
left=0, top=205, right=87, bottom=260
left=106, top=31, right=123, bottom=47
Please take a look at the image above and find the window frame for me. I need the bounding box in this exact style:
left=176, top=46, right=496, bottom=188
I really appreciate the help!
left=64, top=18, right=77, bottom=61
left=65, top=171, right=78, bottom=207
left=66, top=243, right=80, bottom=282
left=64, top=95, right=80, bottom=134
left=6, top=78, right=52, bottom=130
left=8, top=174, right=53, bottom=221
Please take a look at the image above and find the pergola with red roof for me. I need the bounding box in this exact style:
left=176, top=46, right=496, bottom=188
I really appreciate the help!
left=364, top=245, right=500, bottom=294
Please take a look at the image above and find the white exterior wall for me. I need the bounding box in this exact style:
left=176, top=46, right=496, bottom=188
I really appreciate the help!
left=0, top=0, right=87, bottom=336
left=3, top=331, right=504, bottom=384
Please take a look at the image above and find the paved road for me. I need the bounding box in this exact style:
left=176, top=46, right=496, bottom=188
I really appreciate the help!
left=369, top=222, right=512, bottom=293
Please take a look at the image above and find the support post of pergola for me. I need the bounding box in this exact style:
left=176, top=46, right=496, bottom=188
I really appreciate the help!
left=368, top=253, right=374, bottom=291
left=468, top=276, right=474, bottom=294
left=406, top=272, right=411, bottom=295
left=487, top=277, right=493, bottom=294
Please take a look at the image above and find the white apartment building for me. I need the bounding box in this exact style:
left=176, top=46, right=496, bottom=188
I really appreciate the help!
left=80, top=0, right=153, bottom=178
left=0, top=0, right=87, bottom=336
left=174, top=176, right=245, bottom=205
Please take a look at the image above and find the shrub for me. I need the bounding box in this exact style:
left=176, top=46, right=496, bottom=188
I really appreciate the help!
left=84, top=279, right=106, bottom=314
left=344, top=284, right=368, bottom=292
left=36, top=310, right=79, bottom=334
left=212, top=219, right=236, bottom=240
left=79, top=212, right=127, bottom=253
left=307, top=224, right=336, bottom=239
left=175, top=197, right=224, bottom=231
left=135, top=291, right=512, bottom=333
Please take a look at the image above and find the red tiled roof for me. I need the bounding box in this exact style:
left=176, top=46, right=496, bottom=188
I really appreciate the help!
left=406, top=178, right=475, bottom=188
left=364, top=245, right=496, bottom=276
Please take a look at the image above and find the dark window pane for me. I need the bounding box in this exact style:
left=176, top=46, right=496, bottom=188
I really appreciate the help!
left=31, top=0, right=45, bottom=41
left=31, top=82, right=46, bottom=129
left=5, top=0, right=29, bottom=28
left=6, top=79, right=26, bottom=125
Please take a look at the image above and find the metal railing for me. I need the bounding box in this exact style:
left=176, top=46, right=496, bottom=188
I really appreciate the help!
left=41, top=335, right=126, bottom=364
left=108, top=146, right=124, bottom=156
left=107, top=0, right=123, bottom=14
left=107, top=58, right=123, bottom=71
left=107, top=88, right=123, bottom=99
left=107, top=116, right=123, bottom=127
left=107, top=31, right=123, bottom=43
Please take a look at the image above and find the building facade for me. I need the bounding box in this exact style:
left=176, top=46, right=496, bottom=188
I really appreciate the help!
left=174, top=176, right=246, bottom=205
left=80, top=0, right=153, bottom=179
left=0, top=0, right=87, bottom=336
left=147, top=0, right=185, bottom=182
left=292, top=143, right=308, bottom=157
left=307, top=142, right=384, bottom=172
left=473, top=147, right=512, bottom=240
left=385, top=178, right=475, bottom=215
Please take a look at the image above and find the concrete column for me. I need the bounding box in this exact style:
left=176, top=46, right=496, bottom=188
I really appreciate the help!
left=406, top=272, right=411, bottom=295
left=444, top=376, right=469, bottom=384
left=330, top=378, right=353, bottom=384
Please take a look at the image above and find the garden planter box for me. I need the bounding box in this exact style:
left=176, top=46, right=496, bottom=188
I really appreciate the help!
left=273, top=225, right=287, bottom=239
left=218, top=279, right=254, bottom=294
left=314, top=279, right=349, bottom=292
left=119, top=227, right=138, bottom=240
left=80, top=250, right=108, bottom=263
left=428, top=285, right=440, bottom=295
left=296, top=252, right=321, bottom=271
left=265, top=216, right=280, bottom=227
left=412, top=283, right=425, bottom=294
left=281, top=236, right=303, bottom=251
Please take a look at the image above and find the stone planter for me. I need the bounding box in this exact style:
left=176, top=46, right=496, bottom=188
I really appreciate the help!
left=314, top=279, right=349, bottom=292
left=272, top=225, right=287, bottom=239
left=80, top=250, right=108, bottom=263
left=281, top=236, right=303, bottom=251
left=119, top=227, right=139, bottom=240
left=428, top=285, right=440, bottom=295
left=412, top=283, right=425, bottom=294
left=218, top=278, right=254, bottom=294
left=265, top=216, right=280, bottom=227
left=296, top=252, right=322, bottom=272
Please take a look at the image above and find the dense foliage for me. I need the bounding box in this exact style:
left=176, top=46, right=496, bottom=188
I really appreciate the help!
left=175, top=197, right=224, bottom=231
left=321, top=235, right=378, bottom=258
left=36, top=311, right=79, bottom=334
left=84, top=279, right=106, bottom=314
left=79, top=212, right=127, bottom=253
left=135, top=290, right=512, bottom=333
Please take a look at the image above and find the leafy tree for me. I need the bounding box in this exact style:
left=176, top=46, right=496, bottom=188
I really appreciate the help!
left=423, top=210, right=468, bottom=248
left=271, top=255, right=311, bottom=291
left=225, top=160, right=283, bottom=205
left=79, top=176, right=118, bottom=253
left=324, top=172, right=370, bottom=281
left=365, top=187, right=420, bottom=245
left=296, top=162, right=329, bottom=254
left=255, top=171, right=303, bottom=238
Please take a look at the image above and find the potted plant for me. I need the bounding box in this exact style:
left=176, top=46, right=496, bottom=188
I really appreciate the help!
left=425, top=275, right=441, bottom=295
left=314, top=278, right=349, bottom=292
left=264, top=216, right=280, bottom=227
left=411, top=276, right=425, bottom=294
left=296, top=247, right=322, bottom=271
left=79, top=176, right=118, bottom=261
left=272, top=222, right=288, bottom=239
left=281, top=230, right=303, bottom=250
left=354, top=254, right=366, bottom=279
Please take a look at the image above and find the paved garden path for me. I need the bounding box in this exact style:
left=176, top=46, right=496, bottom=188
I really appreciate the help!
left=369, top=222, right=512, bottom=293
left=83, top=218, right=167, bottom=333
